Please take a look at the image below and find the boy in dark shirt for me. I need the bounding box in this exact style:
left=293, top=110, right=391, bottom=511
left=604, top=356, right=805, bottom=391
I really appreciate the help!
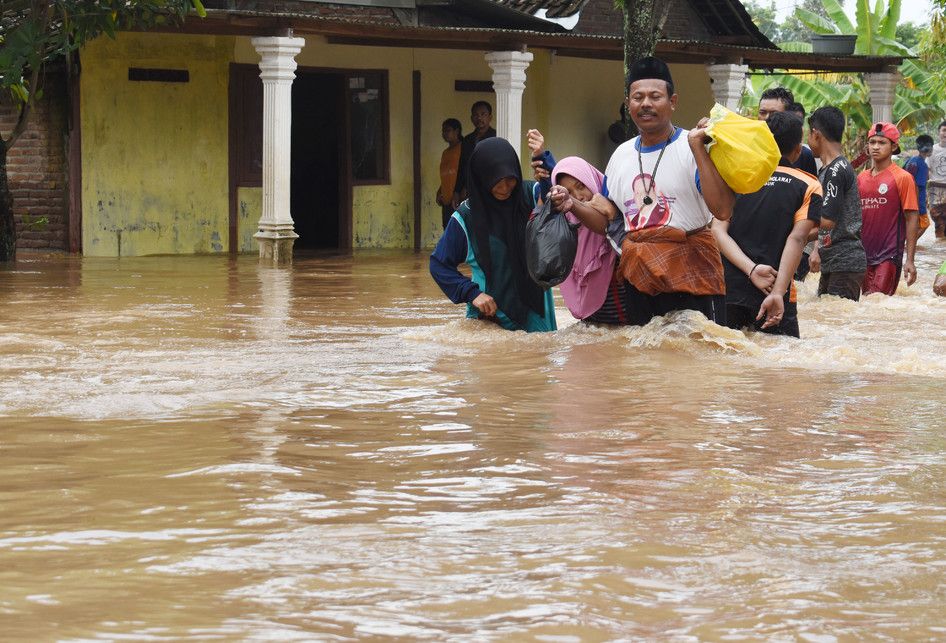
left=713, top=112, right=821, bottom=337
left=757, top=88, right=818, bottom=176
left=903, top=134, right=933, bottom=239
left=807, top=107, right=867, bottom=300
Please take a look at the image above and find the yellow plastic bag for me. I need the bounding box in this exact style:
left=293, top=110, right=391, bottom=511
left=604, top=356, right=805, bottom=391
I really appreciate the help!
left=704, top=103, right=780, bottom=194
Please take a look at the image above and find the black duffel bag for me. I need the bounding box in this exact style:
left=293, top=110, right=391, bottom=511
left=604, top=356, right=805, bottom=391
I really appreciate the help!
left=525, top=198, right=580, bottom=289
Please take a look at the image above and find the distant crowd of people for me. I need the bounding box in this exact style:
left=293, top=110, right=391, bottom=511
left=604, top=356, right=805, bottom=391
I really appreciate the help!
left=429, top=57, right=946, bottom=335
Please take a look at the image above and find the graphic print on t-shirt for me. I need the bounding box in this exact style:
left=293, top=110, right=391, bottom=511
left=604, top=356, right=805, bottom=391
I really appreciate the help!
left=623, top=172, right=673, bottom=230
left=931, top=151, right=946, bottom=183
left=858, top=164, right=918, bottom=265
left=604, top=128, right=712, bottom=234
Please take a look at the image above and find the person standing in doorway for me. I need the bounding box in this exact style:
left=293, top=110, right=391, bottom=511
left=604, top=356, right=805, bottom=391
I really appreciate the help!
left=436, top=118, right=463, bottom=228
left=452, top=101, right=497, bottom=209
left=926, top=121, right=946, bottom=238
left=858, top=122, right=919, bottom=295
left=807, top=106, right=867, bottom=300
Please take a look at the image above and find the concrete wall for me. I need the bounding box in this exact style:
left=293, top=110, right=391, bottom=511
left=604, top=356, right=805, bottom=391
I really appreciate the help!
left=81, top=33, right=232, bottom=256
left=668, top=63, right=717, bottom=128
left=79, top=32, right=717, bottom=255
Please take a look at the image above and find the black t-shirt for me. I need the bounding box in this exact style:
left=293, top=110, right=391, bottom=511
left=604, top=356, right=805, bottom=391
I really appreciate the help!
left=723, top=166, right=822, bottom=308
left=794, top=146, right=818, bottom=176
left=818, top=156, right=867, bottom=273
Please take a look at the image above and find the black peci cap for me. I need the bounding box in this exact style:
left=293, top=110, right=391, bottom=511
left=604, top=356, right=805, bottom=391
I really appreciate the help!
left=626, top=56, right=674, bottom=87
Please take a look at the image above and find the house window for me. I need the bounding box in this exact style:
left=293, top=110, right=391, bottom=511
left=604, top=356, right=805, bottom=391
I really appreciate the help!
left=348, top=72, right=389, bottom=184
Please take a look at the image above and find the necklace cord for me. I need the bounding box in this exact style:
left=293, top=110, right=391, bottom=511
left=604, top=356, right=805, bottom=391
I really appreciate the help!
left=638, top=126, right=676, bottom=203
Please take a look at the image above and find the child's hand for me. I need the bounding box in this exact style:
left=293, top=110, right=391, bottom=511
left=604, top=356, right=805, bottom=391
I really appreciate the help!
left=549, top=185, right=573, bottom=214
left=527, top=129, right=545, bottom=157
left=934, top=273, right=946, bottom=296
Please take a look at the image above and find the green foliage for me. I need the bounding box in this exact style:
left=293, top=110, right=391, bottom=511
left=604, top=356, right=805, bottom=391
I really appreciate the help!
left=778, top=0, right=832, bottom=44
left=1, top=1, right=205, bottom=113
left=742, top=1, right=780, bottom=42
left=896, top=22, right=923, bottom=51
left=918, top=2, right=946, bottom=99
left=745, top=0, right=943, bottom=141
left=792, top=0, right=913, bottom=55
left=795, top=7, right=841, bottom=34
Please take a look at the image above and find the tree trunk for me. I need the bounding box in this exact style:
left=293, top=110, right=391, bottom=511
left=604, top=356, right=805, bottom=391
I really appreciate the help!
left=621, top=0, right=671, bottom=138
left=622, top=0, right=661, bottom=90
left=0, top=138, right=15, bottom=262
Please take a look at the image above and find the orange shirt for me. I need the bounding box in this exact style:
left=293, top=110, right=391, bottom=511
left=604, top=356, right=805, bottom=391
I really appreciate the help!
left=438, top=144, right=461, bottom=202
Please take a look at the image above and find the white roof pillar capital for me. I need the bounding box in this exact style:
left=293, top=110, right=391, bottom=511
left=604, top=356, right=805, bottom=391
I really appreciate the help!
left=707, top=63, right=748, bottom=112
left=864, top=70, right=899, bottom=125
left=486, top=50, right=534, bottom=160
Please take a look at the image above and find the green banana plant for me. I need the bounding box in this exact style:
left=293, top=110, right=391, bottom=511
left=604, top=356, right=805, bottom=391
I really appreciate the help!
left=795, top=0, right=910, bottom=55
left=745, top=0, right=944, bottom=139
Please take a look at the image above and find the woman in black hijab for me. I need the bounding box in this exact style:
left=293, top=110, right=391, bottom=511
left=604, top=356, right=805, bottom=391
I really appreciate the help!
left=429, top=137, right=556, bottom=332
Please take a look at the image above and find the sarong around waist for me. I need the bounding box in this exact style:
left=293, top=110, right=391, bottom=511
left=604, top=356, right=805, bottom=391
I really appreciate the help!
left=618, top=225, right=725, bottom=297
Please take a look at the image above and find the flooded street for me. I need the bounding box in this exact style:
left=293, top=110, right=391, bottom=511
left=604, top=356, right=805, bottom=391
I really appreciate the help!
left=2, top=234, right=946, bottom=640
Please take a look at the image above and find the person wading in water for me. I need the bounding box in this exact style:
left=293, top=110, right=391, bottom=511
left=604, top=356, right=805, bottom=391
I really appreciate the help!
left=550, top=56, right=735, bottom=326
left=429, top=137, right=556, bottom=332
left=712, top=112, right=822, bottom=337
left=806, top=106, right=867, bottom=301
left=857, top=122, right=920, bottom=295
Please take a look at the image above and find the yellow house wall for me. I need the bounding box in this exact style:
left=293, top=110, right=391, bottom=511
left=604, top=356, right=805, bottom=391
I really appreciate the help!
left=667, top=63, right=717, bottom=127
left=236, top=187, right=262, bottom=253
left=538, top=59, right=716, bottom=172
left=81, top=33, right=232, bottom=256
left=80, top=33, right=718, bottom=255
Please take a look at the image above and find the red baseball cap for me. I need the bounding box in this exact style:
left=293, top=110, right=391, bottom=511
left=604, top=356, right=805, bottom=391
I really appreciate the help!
left=870, top=121, right=901, bottom=154
left=870, top=121, right=901, bottom=145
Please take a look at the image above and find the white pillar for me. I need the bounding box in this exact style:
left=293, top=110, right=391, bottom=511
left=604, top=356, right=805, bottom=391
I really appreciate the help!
left=251, top=36, right=305, bottom=265
left=485, top=51, right=533, bottom=159
left=865, top=70, right=898, bottom=124
left=707, top=63, right=748, bottom=112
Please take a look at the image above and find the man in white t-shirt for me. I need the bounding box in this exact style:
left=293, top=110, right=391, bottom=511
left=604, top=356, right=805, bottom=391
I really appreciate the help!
left=926, top=120, right=946, bottom=238
left=550, top=56, right=735, bottom=326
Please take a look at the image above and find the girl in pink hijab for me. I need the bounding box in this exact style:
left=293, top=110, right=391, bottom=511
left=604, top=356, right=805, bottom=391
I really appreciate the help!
left=550, top=156, right=624, bottom=322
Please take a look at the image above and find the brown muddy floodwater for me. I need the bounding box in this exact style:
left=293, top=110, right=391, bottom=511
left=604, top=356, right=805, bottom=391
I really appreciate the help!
left=1, top=233, right=946, bottom=641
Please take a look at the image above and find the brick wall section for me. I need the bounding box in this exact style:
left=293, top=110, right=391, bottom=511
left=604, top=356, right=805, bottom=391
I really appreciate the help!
left=0, top=75, right=69, bottom=252
left=572, top=0, right=622, bottom=37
